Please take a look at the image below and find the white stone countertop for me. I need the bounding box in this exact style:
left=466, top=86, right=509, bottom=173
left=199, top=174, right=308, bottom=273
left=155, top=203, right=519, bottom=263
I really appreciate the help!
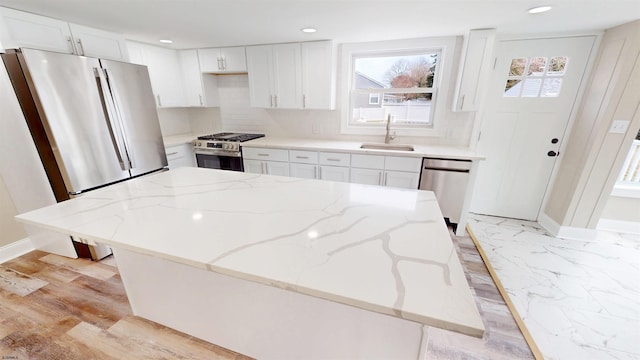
left=162, top=133, right=202, bottom=147
left=16, top=167, right=484, bottom=337
left=242, top=137, right=485, bottom=160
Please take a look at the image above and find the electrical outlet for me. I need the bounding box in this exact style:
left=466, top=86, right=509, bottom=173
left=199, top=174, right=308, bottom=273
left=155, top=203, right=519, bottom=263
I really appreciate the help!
left=312, top=121, right=321, bottom=134
left=609, top=119, right=630, bottom=134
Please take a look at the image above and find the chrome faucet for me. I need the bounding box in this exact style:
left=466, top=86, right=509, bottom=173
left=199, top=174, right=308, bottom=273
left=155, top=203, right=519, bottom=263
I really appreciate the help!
left=385, top=114, right=395, bottom=144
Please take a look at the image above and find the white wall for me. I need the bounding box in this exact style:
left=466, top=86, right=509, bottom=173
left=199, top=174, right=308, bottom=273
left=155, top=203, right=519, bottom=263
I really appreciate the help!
left=601, top=195, right=640, bottom=223
left=206, top=41, right=474, bottom=147
left=544, top=20, right=640, bottom=229
left=0, top=61, right=77, bottom=258
left=0, top=175, right=27, bottom=247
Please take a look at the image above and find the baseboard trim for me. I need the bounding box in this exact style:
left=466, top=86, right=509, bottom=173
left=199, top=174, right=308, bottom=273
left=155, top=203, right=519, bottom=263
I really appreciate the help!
left=466, top=225, right=545, bottom=360
left=538, top=212, right=560, bottom=236
left=597, top=218, right=640, bottom=234
left=0, top=238, right=35, bottom=264
left=538, top=213, right=598, bottom=241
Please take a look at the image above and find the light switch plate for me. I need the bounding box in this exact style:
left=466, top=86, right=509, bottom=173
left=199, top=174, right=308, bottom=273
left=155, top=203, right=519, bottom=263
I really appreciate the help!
left=609, top=119, right=630, bottom=134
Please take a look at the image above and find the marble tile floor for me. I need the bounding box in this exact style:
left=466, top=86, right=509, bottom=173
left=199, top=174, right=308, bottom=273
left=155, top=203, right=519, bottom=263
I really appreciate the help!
left=0, top=232, right=534, bottom=359
left=467, top=214, right=640, bottom=360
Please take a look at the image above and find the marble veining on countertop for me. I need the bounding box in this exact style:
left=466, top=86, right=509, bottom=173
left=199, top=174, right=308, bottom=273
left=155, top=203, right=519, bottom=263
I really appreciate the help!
left=242, top=137, right=485, bottom=160
left=15, top=167, right=484, bottom=337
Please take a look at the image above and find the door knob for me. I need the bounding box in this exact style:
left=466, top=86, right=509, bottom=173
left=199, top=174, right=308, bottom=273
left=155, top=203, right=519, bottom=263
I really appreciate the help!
left=547, top=150, right=559, bottom=157
left=551, top=138, right=559, bottom=144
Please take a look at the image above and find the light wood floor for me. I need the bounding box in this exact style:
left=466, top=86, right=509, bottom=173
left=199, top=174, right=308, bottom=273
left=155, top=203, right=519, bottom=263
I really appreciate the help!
left=0, top=231, right=534, bottom=359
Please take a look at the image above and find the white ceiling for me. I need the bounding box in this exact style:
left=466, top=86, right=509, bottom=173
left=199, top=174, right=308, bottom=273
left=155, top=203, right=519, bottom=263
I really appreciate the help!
left=0, top=0, right=638, bottom=49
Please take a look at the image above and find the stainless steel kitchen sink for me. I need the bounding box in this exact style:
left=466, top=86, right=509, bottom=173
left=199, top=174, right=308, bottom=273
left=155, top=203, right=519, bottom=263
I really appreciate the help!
left=360, top=143, right=415, bottom=151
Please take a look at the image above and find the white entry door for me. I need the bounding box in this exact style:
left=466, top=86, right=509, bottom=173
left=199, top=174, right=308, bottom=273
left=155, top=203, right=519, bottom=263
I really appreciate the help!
left=470, top=36, right=596, bottom=220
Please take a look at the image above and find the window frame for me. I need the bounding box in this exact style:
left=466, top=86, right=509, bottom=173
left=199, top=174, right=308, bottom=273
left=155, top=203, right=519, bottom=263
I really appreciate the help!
left=340, top=37, right=458, bottom=137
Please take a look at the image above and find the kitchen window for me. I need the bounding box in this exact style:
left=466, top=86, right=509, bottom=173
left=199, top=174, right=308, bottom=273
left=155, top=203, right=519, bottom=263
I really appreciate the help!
left=340, top=37, right=456, bottom=137
left=352, top=51, right=439, bottom=126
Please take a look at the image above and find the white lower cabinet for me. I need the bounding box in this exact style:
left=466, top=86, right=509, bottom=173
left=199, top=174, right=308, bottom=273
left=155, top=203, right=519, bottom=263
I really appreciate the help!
left=350, top=168, right=382, bottom=186
left=350, top=154, right=421, bottom=189
left=165, top=144, right=196, bottom=169
left=320, top=165, right=350, bottom=182
left=290, top=163, right=317, bottom=179
left=243, top=159, right=264, bottom=174
left=243, top=146, right=418, bottom=188
left=244, top=159, right=289, bottom=175
left=384, top=170, right=420, bottom=189
left=243, top=147, right=290, bottom=176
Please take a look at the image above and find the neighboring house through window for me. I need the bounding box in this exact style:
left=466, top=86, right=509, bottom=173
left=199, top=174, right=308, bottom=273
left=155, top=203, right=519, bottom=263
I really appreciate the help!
left=340, top=37, right=457, bottom=136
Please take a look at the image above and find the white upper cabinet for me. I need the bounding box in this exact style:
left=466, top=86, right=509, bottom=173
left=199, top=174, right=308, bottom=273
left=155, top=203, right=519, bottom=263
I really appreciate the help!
left=246, top=45, right=273, bottom=108
left=246, top=43, right=302, bottom=109
left=452, top=29, right=496, bottom=112
left=178, top=49, right=219, bottom=107
left=0, top=7, right=73, bottom=53
left=127, top=42, right=185, bottom=108
left=198, top=47, right=247, bottom=73
left=66, top=23, right=128, bottom=60
left=301, top=41, right=336, bottom=110
left=0, top=7, right=128, bottom=61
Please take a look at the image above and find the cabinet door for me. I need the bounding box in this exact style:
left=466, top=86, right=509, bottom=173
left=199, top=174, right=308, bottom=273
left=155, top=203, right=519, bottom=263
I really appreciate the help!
left=384, top=171, right=419, bottom=189
left=350, top=168, right=382, bottom=186
left=243, top=159, right=264, bottom=174
left=246, top=45, right=274, bottom=108
left=179, top=49, right=205, bottom=106
left=68, top=23, right=128, bottom=61
left=265, top=161, right=290, bottom=176
left=220, top=47, right=247, bottom=72
left=320, top=165, right=349, bottom=182
left=139, top=44, right=186, bottom=107
left=198, top=48, right=222, bottom=72
left=290, top=163, right=317, bottom=179
left=452, top=29, right=496, bottom=112
left=301, top=41, right=336, bottom=109
left=272, top=43, right=302, bottom=109
left=0, top=7, right=74, bottom=53
left=166, top=144, right=196, bottom=169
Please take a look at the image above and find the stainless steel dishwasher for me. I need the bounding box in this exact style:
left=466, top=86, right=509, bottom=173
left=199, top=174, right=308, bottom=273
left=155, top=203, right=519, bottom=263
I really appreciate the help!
left=419, top=158, right=472, bottom=229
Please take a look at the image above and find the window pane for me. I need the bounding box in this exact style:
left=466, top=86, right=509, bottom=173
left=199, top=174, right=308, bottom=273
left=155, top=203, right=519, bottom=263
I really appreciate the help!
left=548, top=56, right=569, bottom=75
left=352, top=93, right=433, bottom=125
left=522, top=78, right=542, bottom=97
left=528, top=57, right=547, bottom=76
left=504, top=79, right=521, bottom=97
left=541, top=78, right=563, bottom=97
left=509, top=58, right=527, bottom=76
left=354, top=53, right=438, bottom=90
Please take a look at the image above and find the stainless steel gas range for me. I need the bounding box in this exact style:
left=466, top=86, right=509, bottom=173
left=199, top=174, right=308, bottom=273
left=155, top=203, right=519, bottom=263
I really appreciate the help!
left=192, top=132, right=265, bottom=171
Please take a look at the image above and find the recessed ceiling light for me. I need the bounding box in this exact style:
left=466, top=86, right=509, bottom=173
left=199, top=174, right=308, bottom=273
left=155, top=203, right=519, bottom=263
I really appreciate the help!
left=528, top=5, right=552, bottom=14
left=301, top=28, right=317, bottom=33
left=159, top=39, right=173, bottom=44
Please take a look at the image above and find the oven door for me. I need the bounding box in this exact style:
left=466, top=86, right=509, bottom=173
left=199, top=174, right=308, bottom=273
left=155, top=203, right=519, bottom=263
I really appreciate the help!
left=195, top=152, right=244, bottom=171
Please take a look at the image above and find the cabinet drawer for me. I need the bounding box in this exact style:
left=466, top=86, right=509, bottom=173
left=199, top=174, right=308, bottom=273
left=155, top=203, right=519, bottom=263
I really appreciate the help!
left=319, top=152, right=350, bottom=167
left=242, top=147, right=289, bottom=162
left=351, top=154, right=384, bottom=169
left=384, top=156, right=422, bottom=173
left=289, top=150, right=318, bottom=164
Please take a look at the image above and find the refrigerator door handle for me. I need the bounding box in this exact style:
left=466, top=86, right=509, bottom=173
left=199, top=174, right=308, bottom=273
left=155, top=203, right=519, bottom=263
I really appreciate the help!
left=94, top=67, right=131, bottom=171
left=103, top=68, right=135, bottom=169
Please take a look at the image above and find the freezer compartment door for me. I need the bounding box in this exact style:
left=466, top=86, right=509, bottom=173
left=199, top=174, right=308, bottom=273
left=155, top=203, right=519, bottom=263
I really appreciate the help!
left=20, top=49, right=130, bottom=193
left=100, top=59, right=168, bottom=177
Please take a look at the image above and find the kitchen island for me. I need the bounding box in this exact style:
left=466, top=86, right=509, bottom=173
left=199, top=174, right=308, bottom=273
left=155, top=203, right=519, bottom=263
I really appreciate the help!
left=16, top=167, right=484, bottom=359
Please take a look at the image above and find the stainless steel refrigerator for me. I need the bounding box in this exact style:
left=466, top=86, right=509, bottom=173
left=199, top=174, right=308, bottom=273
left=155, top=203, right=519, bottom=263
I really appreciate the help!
left=2, top=48, right=167, bottom=260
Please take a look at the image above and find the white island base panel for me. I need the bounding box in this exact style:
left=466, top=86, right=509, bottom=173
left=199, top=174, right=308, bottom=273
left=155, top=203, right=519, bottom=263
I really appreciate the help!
left=115, top=247, right=429, bottom=359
